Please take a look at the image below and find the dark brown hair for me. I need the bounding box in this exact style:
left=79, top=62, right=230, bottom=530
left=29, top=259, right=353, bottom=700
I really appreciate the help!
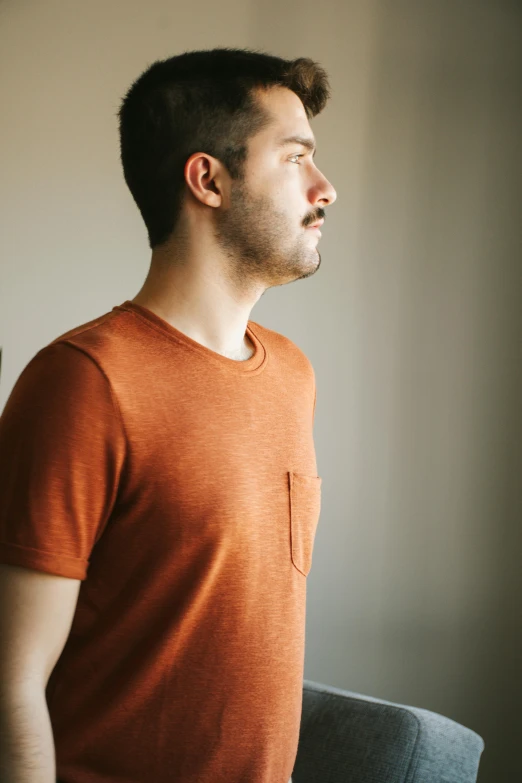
left=117, top=47, right=331, bottom=248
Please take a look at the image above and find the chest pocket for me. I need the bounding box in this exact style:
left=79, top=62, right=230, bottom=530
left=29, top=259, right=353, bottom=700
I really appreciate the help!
left=288, top=471, right=322, bottom=576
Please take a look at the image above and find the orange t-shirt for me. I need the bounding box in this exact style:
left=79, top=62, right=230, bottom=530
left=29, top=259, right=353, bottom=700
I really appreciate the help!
left=0, top=301, right=321, bottom=783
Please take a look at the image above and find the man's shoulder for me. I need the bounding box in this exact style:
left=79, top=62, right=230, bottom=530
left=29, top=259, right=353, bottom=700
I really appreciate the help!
left=48, top=304, right=131, bottom=353
left=11, top=304, right=139, bottom=395
left=248, top=319, right=315, bottom=379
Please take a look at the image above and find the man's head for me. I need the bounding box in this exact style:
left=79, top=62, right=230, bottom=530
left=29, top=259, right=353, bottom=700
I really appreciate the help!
left=118, top=47, right=336, bottom=288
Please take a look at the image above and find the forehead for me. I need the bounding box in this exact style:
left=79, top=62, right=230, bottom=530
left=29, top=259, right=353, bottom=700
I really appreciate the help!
left=250, top=86, right=316, bottom=154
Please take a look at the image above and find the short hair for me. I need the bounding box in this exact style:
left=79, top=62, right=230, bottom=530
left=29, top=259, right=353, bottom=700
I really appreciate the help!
left=117, top=47, right=331, bottom=248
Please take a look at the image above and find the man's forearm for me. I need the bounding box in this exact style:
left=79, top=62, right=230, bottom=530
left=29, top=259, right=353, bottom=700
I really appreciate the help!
left=0, top=686, right=56, bottom=783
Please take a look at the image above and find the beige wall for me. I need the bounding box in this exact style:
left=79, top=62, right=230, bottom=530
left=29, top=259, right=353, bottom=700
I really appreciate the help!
left=1, top=1, right=521, bottom=781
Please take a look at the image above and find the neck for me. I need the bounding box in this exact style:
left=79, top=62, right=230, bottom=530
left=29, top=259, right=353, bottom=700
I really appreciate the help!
left=132, top=245, right=262, bottom=359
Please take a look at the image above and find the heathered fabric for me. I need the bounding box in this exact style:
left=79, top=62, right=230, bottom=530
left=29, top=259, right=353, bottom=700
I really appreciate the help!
left=0, top=301, right=321, bottom=783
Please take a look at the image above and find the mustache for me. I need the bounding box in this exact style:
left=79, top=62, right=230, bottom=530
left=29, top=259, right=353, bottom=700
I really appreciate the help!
left=304, top=211, right=325, bottom=227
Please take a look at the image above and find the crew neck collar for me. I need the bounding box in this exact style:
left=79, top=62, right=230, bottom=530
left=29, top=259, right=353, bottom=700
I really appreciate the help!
left=115, top=301, right=268, bottom=375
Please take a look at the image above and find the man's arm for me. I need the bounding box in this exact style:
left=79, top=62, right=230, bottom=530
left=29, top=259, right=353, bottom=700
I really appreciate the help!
left=0, top=564, right=81, bottom=783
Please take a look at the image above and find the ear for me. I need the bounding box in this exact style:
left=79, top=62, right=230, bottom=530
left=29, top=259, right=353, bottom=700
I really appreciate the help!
left=184, top=152, right=226, bottom=209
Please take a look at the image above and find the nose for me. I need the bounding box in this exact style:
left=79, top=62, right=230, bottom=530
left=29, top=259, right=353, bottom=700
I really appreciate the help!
left=313, top=172, right=337, bottom=208
left=322, top=177, right=337, bottom=206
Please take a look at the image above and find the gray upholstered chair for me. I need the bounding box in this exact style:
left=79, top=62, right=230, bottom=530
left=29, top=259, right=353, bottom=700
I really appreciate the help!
left=293, top=679, right=485, bottom=783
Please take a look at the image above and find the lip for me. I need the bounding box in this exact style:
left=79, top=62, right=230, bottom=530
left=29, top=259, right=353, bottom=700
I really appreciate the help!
left=307, top=219, right=324, bottom=229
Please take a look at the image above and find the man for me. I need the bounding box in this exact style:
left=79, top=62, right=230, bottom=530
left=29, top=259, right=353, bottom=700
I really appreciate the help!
left=0, top=47, right=336, bottom=783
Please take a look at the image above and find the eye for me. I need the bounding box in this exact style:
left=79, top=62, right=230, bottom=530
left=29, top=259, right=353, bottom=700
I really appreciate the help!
left=288, top=154, right=305, bottom=164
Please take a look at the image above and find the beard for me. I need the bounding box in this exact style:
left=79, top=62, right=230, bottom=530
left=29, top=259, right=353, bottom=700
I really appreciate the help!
left=212, top=178, right=321, bottom=295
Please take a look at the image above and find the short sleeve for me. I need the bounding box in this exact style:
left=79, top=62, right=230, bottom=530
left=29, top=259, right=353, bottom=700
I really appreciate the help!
left=0, top=342, right=126, bottom=579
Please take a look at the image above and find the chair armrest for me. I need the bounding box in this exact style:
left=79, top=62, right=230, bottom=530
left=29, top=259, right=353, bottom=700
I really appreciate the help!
left=293, top=679, right=485, bottom=783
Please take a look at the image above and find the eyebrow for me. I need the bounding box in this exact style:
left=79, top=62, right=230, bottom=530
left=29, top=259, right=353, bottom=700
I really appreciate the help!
left=276, top=135, right=317, bottom=158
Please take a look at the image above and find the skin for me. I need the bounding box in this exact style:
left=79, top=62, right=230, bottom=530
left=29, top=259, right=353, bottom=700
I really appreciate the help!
left=132, top=85, right=337, bottom=360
